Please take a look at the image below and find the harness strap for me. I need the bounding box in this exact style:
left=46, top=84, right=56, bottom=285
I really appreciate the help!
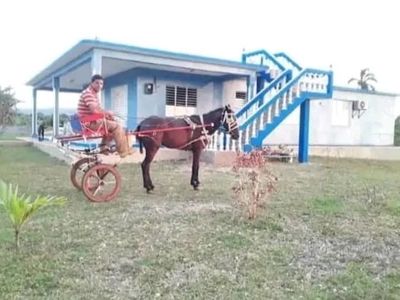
left=178, top=114, right=210, bottom=150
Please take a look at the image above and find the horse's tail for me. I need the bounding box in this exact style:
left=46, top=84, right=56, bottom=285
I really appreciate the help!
left=135, top=125, right=143, bottom=154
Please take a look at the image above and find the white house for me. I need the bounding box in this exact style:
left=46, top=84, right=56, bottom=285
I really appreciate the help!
left=27, top=39, right=400, bottom=162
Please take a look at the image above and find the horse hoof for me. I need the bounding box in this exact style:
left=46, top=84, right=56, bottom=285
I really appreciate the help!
left=193, top=186, right=200, bottom=191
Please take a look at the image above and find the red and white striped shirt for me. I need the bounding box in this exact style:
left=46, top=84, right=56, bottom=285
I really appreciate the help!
left=77, top=86, right=101, bottom=117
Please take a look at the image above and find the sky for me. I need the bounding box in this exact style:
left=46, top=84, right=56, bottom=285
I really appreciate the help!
left=0, top=0, right=399, bottom=110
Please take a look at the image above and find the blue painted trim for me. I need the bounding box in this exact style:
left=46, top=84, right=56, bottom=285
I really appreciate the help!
left=239, top=68, right=333, bottom=130
left=79, top=39, right=262, bottom=71
left=69, top=141, right=98, bottom=149
left=236, top=70, right=292, bottom=120
left=240, top=68, right=333, bottom=152
left=274, top=52, right=302, bottom=71
left=104, top=88, right=111, bottom=110
left=35, top=87, right=82, bottom=93
left=127, top=80, right=137, bottom=129
left=31, top=50, right=93, bottom=88
left=120, top=67, right=217, bottom=84
left=27, top=41, right=92, bottom=85
left=333, top=85, right=398, bottom=96
left=242, top=49, right=285, bottom=71
left=250, top=95, right=306, bottom=146
left=298, top=99, right=310, bottom=163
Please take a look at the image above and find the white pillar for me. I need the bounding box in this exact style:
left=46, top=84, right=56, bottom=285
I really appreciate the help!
left=249, top=74, right=257, bottom=100
left=53, top=77, right=60, bottom=137
left=31, top=88, right=37, bottom=137
left=91, top=50, right=102, bottom=75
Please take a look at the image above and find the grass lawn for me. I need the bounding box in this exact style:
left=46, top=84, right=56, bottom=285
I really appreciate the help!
left=0, top=133, right=18, bottom=140
left=0, top=144, right=400, bottom=299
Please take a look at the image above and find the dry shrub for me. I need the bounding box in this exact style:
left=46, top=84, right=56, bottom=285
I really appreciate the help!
left=232, top=150, right=278, bottom=219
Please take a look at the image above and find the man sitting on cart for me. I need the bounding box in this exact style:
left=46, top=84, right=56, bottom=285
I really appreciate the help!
left=77, top=74, right=133, bottom=158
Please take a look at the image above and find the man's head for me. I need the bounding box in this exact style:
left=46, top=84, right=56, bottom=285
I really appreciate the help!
left=90, top=74, right=104, bottom=92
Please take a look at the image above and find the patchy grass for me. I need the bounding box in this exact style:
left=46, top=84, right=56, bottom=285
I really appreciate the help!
left=309, top=196, right=344, bottom=215
left=0, top=132, right=18, bottom=140
left=0, top=146, right=400, bottom=299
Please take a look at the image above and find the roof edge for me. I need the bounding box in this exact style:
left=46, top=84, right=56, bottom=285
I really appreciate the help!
left=334, top=85, right=400, bottom=97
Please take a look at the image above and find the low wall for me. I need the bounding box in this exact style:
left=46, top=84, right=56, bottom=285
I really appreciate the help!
left=13, top=138, right=400, bottom=164
left=309, top=146, right=400, bottom=161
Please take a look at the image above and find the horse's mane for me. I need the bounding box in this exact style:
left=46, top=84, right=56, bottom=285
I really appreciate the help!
left=187, top=107, right=223, bottom=122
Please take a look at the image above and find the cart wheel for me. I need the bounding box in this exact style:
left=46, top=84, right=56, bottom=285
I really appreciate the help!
left=70, top=157, right=96, bottom=190
left=82, top=164, right=121, bottom=202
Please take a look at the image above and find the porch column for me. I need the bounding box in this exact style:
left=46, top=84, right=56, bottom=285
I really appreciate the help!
left=91, top=50, right=103, bottom=104
left=249, top=74, right=257, bottom=100
left=298, top=99, right=310, bottom=163
left=31, top=88, right=37, bottom=137
left=52, top=77, right=60, bottom=136
left=91, top=50, right=102, bottom=75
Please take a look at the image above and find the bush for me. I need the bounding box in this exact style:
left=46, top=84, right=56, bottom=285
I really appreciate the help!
left=232, top=150, right=278, bottom=219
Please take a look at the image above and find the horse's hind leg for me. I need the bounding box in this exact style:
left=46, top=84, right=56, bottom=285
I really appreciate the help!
left=190, top=148, right=202, bottom=190
left=141, top=143, right=159, bottom=193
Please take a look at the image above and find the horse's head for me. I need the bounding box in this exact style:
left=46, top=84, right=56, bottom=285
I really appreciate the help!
left=221, top=105, right=239, bottom=140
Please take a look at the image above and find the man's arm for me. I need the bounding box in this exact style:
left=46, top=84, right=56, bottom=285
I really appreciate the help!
left=82, top=92, right=103, bottom=114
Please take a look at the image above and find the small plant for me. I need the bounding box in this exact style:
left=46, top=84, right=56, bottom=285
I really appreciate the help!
left=348, top=68, right=377, bottom=91
left=0, top=180, right=66, bottom=251
left=232, top=151, right=278, bottom=219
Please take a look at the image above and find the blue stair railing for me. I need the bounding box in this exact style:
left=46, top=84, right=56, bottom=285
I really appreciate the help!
left=242, top=50, right=285, bottom=72
left=274, top=52, right=302, bottom=72
left=206, top=49, right=333, bottom=153
left=237, top=67, right=333, bottom=152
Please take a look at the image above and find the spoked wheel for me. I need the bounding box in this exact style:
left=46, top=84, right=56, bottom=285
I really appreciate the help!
left=81, top=164, right=122, bottom=202
left=70, top=157, right=96, bottom=190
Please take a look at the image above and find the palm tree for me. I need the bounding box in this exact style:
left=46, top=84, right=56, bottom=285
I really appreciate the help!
left=348, top=68, right=377, bottom=91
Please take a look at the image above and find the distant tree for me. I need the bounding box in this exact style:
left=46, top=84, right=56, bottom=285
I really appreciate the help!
left=15, top=113, right=31, bottom=126
left=0, top=86, right=20, bottom=131
left=395, top=116, right=400, bottom=146
left=60, top=113, right=70, bottom=126
left=348, top=68, right=377, bottom=91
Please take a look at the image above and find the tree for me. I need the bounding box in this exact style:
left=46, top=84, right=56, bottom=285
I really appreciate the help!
left=0, top=86, right=20, bottom=131
left=348, top=68, right=377, bottom=91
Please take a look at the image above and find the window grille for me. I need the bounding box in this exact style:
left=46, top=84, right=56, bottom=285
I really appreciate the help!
left=166, top=85, right=197, bottom=107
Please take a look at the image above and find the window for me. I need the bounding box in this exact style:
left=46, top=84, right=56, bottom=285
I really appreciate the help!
left=165, top=85, right=197, bottom=107
left=235, top=91, right=247, bottom=100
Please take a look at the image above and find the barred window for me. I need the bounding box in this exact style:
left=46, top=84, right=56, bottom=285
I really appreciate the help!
left=166, top=86, right=175, bottom=105
left=166, top=85, right=197, bottom=107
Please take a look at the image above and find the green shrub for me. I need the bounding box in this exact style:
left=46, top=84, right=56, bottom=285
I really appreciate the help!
left=0, top=180, right=66, bottom=251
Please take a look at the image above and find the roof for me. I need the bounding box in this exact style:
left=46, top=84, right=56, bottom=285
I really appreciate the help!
left=27, top=39, right=265, bottom=91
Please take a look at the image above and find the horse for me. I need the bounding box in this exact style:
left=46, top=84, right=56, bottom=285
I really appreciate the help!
left=135, top=105, right=240, bottom=192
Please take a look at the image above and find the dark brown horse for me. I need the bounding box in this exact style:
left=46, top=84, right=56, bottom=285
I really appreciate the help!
left=135, top=105, right=239, bottom=192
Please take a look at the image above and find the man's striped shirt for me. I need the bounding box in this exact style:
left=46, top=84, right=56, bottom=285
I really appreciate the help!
left=77, top=86, right=100, bottom=117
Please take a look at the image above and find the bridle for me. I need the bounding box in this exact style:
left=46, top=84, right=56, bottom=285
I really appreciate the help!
left=221, top=108, right=239, bottom=134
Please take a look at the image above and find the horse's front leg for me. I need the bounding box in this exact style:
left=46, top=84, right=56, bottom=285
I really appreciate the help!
left=190, top=149, right=202, bottom=190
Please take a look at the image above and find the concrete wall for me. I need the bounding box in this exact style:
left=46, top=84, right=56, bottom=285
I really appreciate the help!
left=222, top=78, right=247, bottom=112
left=265, top=88, right=400, bottom=146
left=104, top=68, right=250, bottom=132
